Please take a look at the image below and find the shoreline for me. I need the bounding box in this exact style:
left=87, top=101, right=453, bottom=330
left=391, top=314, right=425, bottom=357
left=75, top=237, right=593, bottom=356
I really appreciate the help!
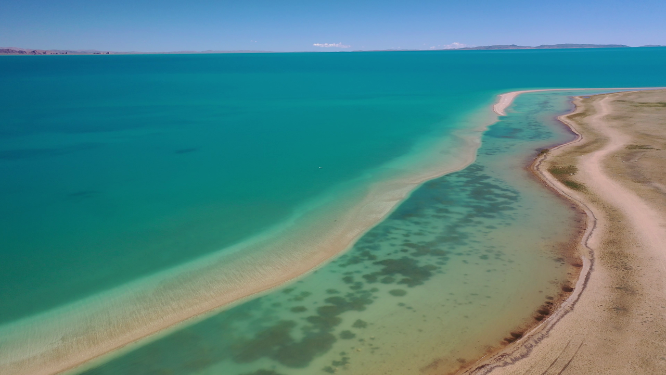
left=462, top=88, right=666, bottom=374
left=457, top=90, right=599, bottom=375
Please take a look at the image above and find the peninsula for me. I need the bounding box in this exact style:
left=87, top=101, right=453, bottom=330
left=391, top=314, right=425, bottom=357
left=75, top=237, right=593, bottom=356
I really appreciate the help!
left=464, top=89, right=666, bottom=374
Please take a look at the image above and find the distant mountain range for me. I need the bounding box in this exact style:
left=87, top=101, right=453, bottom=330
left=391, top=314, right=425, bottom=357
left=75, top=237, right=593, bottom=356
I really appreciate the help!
left=458, top=44, right=632, bottom=50
left=0, top=47, right=110, bottom=55
left=373, top=44, right=664, bottom=52
left=1, top=44, right=663, bottom=55
left=0, top=47, right=265, bottom=55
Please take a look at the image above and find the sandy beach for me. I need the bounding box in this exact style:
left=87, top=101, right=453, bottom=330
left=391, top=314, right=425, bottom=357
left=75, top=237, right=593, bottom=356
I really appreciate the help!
left=463, top=89, right=666, bottom=374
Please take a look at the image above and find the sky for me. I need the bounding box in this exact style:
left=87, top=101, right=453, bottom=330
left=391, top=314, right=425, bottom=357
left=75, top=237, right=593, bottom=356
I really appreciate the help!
left=1, top=0, right=665, bottom=52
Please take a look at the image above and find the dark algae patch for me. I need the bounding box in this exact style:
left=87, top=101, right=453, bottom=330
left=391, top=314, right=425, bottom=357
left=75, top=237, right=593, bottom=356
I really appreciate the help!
left=352, top=319, right=368, bottom=328
left=241, top=371, right=285, bottom=375
left=271, top=332, right=336, bottom=367
left=389, top=289, right=407, bottom=297
left=548, top=165, right=578, bottom=175
left=230, top=318, right=339, bottom=367
left=561, top=285, right=574, bottom=293
left=380, top=276, right=396, bottom=284
left=365, top=257, right=438, bottom=287
left=339, top=330, right=356, bottom=339
left=231, top=321, right=297, bottom=363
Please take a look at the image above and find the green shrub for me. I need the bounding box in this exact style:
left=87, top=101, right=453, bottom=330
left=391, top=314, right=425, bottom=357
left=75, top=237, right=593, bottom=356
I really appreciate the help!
left=563, top=180, right=586, bottom=191
left=548, top=165, right=578, bottom=175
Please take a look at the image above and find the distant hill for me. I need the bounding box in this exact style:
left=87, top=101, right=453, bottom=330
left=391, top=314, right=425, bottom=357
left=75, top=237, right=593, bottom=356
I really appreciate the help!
left=2, top=44, right=658, bottom=55
left=0, top=47, right=268, bottom=55
left=459, top=44, right=630, bottom=50
left=0, top=47, right=110, bottom=55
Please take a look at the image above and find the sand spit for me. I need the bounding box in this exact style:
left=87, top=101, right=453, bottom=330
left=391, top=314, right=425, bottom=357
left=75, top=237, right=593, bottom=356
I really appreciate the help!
left=492, top=87, right=666, bottom=116
left=463, top=89, right=666, bottom=374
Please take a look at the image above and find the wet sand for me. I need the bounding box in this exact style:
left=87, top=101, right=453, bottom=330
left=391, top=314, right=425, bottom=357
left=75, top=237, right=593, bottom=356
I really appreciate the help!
left=464, top=89, right=666, bottom=374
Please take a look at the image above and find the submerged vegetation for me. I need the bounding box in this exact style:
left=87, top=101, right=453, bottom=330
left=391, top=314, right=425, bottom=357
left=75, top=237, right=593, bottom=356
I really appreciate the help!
left=241, top=370, right=285, bottom=375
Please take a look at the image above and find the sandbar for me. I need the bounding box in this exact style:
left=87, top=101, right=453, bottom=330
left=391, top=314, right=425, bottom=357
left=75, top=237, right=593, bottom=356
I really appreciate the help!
left=492, top=87, right=665, bottom=116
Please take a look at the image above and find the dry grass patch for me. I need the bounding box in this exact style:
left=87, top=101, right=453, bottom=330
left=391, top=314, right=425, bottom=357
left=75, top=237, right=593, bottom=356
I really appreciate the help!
left=625, top=144, right=654, bottom=150
left=548, top=165, right=585, bottom=191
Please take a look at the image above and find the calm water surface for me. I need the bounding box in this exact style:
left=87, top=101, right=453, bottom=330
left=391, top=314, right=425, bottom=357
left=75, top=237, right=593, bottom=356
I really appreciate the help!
left=1, top=48, right=666, bottom=374
left=81, top=91, right=595, bottom=375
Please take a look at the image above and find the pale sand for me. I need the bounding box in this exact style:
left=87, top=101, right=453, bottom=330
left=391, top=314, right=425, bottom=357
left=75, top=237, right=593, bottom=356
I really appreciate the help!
left=0, top=111, right=496, bottom=375
left=463, top=89, right=666, bottom=374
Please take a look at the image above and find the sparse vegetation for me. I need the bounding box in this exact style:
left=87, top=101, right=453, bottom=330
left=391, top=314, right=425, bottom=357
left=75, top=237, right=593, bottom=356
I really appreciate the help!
left=632, top=102, right=666, bottom=108
left=389, top=289, right=407, bottom=296
left=547, top=165, right=585, bottom=191
left=352, top=319, right=368, bottom=328
left=626, top=144, right=654, bottom=150
left=562, top=180, right=586, bottom=191
left=548, top=165, right=578, bottom=175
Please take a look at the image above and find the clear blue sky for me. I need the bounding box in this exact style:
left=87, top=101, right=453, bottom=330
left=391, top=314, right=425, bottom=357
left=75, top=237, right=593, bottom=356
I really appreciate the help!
left=1, top=0, right=664, bottom=52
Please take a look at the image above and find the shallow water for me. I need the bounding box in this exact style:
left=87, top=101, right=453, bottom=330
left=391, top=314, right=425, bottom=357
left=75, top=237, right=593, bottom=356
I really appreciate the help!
left=79, top=91, right=589, bottom=375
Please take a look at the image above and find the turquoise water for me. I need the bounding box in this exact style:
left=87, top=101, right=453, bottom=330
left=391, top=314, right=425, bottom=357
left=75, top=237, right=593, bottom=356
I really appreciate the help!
left=1, top=48, right=666, bottom=374
left=78, top=91, right=590, bottom=375
left=1, top=52, right=494, bottom=323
